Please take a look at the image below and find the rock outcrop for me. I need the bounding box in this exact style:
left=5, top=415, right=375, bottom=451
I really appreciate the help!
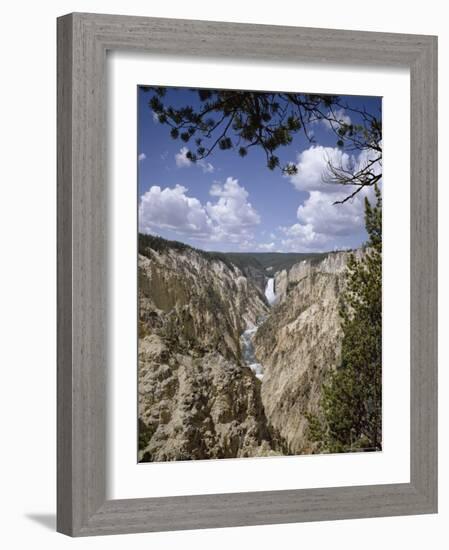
left=138, top=237, right=276, bottom=461
left=254, top=251, right=359, bottom=454
left=274, top=250, right=363, bottom=304
left=138, top=233, right=360, bottom=461
left=139, top=341, right=274, bottom=461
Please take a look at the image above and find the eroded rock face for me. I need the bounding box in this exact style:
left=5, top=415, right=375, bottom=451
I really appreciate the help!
left=254, top=251, right=358, bottom=454
left=138, top=245, right=276, bottom=461
left=139, top=339, right=274, bottom=461
left=274, top=250, right=363, bottom=305
left=139, top=236, right=360, bottom=461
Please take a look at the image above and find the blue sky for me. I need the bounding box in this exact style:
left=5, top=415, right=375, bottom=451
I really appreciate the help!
left=138, top=87, right=381, bottom=253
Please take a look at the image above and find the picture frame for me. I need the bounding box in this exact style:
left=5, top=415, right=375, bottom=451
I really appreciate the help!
left=57, top=12, right=438, bottom=536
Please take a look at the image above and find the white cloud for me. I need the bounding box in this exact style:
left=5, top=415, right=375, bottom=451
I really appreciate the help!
left=139, top=185, right=212, bottom=237
left=152, top=111, right=159, bottom=124
left=280, top=223, right=327, bottom=250
left=198, top=159, right=214, bottom=174
left=289, top=145, right=381, bottom=196
left=296, top=190, right=366, bottom=236
left=321, top=108, right=352, bottom=130
left=206, top=177, right=260, bottom=239
left=138, top=153, right=146, bottom=162
left=258, top=242, right=275, bottom=251
left=238, top=239, right=256, bottom=251
left=175, top=147, right=214, bottom=173
left=139, top=178, right=260, bottom=244
left=175, top=146, right=192, bottom=168
left=281, top=144, right=381, bottom=251
left=288, top=145, right=353, bottom=193
left=280, top=185, right=375, bottom=251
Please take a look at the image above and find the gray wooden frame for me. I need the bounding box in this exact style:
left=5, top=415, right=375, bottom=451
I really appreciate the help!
left=57, top=12, right=438, bottom=537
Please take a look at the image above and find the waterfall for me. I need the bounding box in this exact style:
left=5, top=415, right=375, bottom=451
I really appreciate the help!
left=264, top=277, right=276, bottom=305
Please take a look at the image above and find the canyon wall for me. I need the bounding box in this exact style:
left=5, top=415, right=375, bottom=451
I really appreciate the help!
left=255, top=250, right=359, bottom=454
left=138, top=240, right=278, bottom=461
left=138, top=234, right=360, bottom=461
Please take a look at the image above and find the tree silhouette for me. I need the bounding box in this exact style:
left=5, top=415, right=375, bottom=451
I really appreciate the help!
left=143, top=87, right=382, bottom=203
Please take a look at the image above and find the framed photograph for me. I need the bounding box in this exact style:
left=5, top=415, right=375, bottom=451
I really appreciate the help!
left=57, top=13, right=437, bottom=536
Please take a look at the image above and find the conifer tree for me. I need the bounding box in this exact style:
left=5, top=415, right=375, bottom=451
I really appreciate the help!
left=307, top=184, right=382, bottom=452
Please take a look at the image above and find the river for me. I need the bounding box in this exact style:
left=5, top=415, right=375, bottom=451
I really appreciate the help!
left=240, top=278, right=276, bottom=380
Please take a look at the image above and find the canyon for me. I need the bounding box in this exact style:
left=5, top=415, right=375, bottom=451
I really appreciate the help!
left=138, top=233, right=357, bottom=461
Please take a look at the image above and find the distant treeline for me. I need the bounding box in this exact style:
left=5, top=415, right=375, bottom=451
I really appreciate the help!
left=138, top=233, right=237, bottom=271
left=138, top=232, right=337, bottom=275
left=224, top=251, right=329, bottom=275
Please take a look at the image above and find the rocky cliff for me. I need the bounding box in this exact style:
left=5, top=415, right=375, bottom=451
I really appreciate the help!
left=138, top=233, right=360, bottom=461
left=274, top=250, right=363, bottom=304
left=138, top=235, right=277, bottom=461
left=254, top=250, right=360, bottom=454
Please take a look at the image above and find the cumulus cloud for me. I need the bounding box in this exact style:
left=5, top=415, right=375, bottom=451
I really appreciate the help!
left=175, top=146, right=192, bottom=168
left=279, top=189, right=371, bottom=251
left=289, top=145, right=353, bottom=193
left=139, top=185, right=212, bottom=237
left=139, top=178, right=260, bottom=244
left=238, top=239, right=256, bottom=251
left=206, top=177, right=260, bottom=237
left=198, top=159, right=214, bottom=174
left=280, top=223, right=328, bottom=250
left=138, top=153, right=146, bottom=162
left=175, top=147, right=214, bottom=173
left=282, top=144, right=380, bottom=251
left=258, top=242, right=276, bottom=251
left=320, top=108, right=352, bottom=130
left=296, top=190, right=366, bottom=236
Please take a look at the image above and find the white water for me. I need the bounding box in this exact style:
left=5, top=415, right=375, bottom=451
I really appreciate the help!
left=240, top=325, right=264, bottom=380
left=240, top=278, right=277, bottom=380
left=265, top=277, right=276, bottom=305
